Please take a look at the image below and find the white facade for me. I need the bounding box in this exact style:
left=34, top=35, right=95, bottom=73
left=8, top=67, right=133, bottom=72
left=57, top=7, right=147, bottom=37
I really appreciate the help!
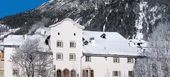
left=50, top=18, right=84, bottom=77
left=50, top=18, right=140, bottom=77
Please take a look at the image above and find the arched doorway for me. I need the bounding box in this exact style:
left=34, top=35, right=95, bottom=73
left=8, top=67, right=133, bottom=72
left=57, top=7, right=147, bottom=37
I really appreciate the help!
left=63, top=69, right=69, bottom=77
left=71, top=69, right=76, bottom=77
left=57, top=69, right=62, bottom=77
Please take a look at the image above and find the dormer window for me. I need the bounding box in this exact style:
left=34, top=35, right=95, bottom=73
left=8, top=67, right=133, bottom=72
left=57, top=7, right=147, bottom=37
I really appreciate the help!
left=70, top=41, right=76, bottom=48
left=57, top=40, right=63, bottom=47
left=100, top=33, right=106, bottom=39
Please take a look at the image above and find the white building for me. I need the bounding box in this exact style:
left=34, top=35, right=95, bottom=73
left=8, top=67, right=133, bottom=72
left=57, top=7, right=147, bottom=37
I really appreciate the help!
left=2, top=18, right=141, bottom=77
left=2, top=33, right=52, bottom=77
left=49, top=18, right=141, bottom=77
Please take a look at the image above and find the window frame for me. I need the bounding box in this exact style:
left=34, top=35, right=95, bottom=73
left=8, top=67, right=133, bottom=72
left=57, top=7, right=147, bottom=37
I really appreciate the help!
left=127, top=58, right=134, bottom=63
left=113, top=57, right=120, bottom=63
left=56, top=53, right=63, bottom=61
left=69, top=53, right=76, bottom=61
left=128, top=71, right=134, bottom=77
left=70, top=41, right=76, bottom=48
left=56, top=40, right=63, bottom=47
left=83, top=69, right=94, bottom=77
left=113, top=71, right=121, bottom=77
left=85, top=56, right=91, bottom=62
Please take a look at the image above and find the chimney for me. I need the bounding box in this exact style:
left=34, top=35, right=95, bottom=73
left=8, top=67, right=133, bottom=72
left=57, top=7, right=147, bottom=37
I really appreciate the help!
left=24, top=34, right=27, bottom=40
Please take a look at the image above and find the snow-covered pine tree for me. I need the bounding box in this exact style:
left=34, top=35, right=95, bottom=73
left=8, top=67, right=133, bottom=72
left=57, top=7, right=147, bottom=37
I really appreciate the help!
left=134, top=23, right=170, bottom=77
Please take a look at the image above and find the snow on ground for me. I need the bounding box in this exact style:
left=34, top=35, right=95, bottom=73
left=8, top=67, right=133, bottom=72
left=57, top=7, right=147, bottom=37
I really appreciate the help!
left=83, top=31, right=139, bottom=56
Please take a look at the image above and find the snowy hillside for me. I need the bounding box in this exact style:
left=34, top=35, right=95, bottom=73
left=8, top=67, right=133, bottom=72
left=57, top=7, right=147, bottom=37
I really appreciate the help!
left=0, top=0, right=170, bottom=40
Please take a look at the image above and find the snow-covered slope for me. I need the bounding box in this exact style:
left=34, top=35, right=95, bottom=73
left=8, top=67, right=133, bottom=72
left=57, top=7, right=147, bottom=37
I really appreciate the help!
left=0, top=0, right=169, bottom=40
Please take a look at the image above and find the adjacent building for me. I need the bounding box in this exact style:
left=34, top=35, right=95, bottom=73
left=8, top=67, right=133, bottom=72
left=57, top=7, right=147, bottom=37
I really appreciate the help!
left=0, top=50, right=3, bottom=77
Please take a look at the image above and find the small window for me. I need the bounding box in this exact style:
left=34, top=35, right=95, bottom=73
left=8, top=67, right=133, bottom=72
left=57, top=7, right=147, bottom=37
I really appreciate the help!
left=57, top=41, right=63, bottom=47
left=127, top=58, right=134, bottom=63
left=113, top=71, right=121, bottom=77
left=128, top=71, right=134, bottom=77
left=58, top=32, right=60, bottom=35
left=113, top=57, right=120, bottom=63
left=53, top=65, right=56, bottom=70
left=74, top=33, right=76, bottom=36
left=85, top=56, right=91, bottom=62
left=70, top=41, right=76, bottom=48
left=56, top=53, right=63, bottom=60
left=69, top=53, right=76, bottom=61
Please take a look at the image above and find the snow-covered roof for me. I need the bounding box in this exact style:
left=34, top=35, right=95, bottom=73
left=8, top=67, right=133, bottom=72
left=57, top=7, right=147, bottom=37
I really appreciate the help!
left=83, top=31, right=139, bottom=56
left=49, top=18, right=85, bottom=29
left=3, top=35, right=25, bottom=46
left=3, top=34, right=49, bottom=51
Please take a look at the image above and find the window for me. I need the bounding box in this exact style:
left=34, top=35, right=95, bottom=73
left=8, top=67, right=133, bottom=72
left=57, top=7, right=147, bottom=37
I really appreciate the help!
left=128, top=71, right=134, bottom=77
left=85, top=56, right=91, bottom=62
left=57, top=41, right=63, bottom=47
left=83, top=69, right=94, bottom=77
left=127, top=58, right=134, bottom=63
left=53, top=65, right=56, bottom=70
left=113, top=57, right=120, bottom=63
left=74, top=33, right=76, bottom=36
left=70, top=41, right=76, bottom=48
left=69, top=53, right=76, bottom=61
left=113, top=71, right=121, bottom=77
left=58, top=32, right=60, bottom=35
left=56, top=53, right=63, bottom=60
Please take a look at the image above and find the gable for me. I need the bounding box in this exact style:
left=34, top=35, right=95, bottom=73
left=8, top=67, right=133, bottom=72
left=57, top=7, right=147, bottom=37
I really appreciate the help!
left=50, top=18, right=84, bottom=31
